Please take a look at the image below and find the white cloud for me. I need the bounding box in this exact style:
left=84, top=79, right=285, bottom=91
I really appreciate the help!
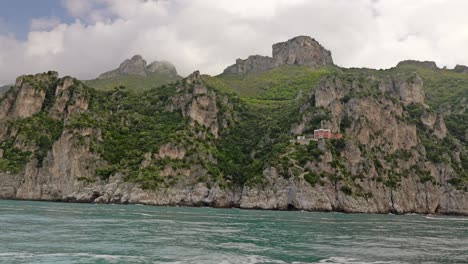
left=30, top=17, right=61, bottom=31
left=1, top=0, right=468, bottom=85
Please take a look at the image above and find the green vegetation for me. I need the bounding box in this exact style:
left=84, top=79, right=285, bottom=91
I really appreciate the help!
left=0, top=139, right=32, bottom=173
left=340, top=185, right=353, bottom=195
left=7, top=113, right=63, bottom=165
left=1, top=62, right=466, bottom=194
left=69, top=85, right=189, bottom=183
left=394, top=64, right=468, bottom=111
left=204, top=66, right=335, bottom=184
left=304, top=172, right=320, bottom=186
left=215, top=65, right=332, bottom=100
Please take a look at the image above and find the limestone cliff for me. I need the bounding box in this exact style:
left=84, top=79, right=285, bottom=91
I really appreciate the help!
left=247, top=72, right=466, bottom=214
left=223, top=36, right=333, bottom=75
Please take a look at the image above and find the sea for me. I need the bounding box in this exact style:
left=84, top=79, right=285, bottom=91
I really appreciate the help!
left=0, top=200, right=467, bottom=264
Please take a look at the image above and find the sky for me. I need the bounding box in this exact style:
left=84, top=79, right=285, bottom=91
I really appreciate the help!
left=1, top=0, right=468, bottom=85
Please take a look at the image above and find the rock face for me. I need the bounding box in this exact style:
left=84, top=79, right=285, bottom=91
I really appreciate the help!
left=379, top=74, right=425, bottom=105
left=223, top=36, right=333, bottom=75
left=0, top=72, right=58, bottom=119
left=453, top=64, right=468, bottom=73
left=168, top=71, right=235, bottom=138
left=397, top=60, right=438, bottom=70
left=272, top=35, right=333, bottom=68
left=223, top=56, right=277, bottom=75
left=98, top=55, right=178, bottom=79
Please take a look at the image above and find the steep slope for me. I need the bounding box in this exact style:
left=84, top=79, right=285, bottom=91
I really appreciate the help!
left=84, top=55, right=181, bottom=92
left=0, top=36, right=466, bottom=214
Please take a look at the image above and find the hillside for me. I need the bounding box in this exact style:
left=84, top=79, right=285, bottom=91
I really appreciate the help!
left=0, top=36, right=466, bottom=214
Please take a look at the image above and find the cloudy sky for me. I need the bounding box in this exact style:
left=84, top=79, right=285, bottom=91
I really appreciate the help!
left=0, top=0, right=467, bottom=85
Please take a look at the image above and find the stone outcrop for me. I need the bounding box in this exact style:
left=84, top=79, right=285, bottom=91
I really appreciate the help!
left=0, top=72, right=58, bottom=119
left=272, top=35, right=333, bottom=68
left=168, top=71, right=235, bottom=138
left=158, top=144, right=186, bottom=160
left=453, top=64, right=468, bottom=73
left=98, top=55, right=178, bottom=79
left=223, top=56, right=277, bottom=75
left=223, top=36, right=333, bottom=75
left=397, top=60, right=438, bottom=70
left=379, top=74, right=425, bottom=105
left=50, top=77, right=89, bottom=118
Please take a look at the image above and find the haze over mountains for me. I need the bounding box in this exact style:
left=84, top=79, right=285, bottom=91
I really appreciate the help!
left=0, top=36, right=466, bottom=214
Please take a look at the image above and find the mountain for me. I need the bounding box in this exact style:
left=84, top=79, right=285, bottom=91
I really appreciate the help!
left=0, top=36, right=466, bottom=215
left=0, top=84, right=11, bottom=96
left=223, top=36, right=333, bottom=75
left=83, top=55, right=181, bottom=92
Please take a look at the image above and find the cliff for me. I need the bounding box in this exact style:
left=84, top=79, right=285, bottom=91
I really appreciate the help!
left=0, top=36, right=466, bottom=215
left=223, top=36, right=333, bottom=75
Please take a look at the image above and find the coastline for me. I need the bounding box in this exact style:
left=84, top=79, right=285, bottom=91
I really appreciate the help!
left=2, top=197, right=467, bottom=216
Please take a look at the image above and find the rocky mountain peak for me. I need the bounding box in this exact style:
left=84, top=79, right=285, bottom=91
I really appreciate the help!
left=454, top=64, right=468, bottom=73
left=97, top=55, right=178, bottom=79
left=118, top=55, right=147, bottom=76
left=396, top=60, right=438, bottom=70
left=185, top=70, right=201, bottom=85
left=223, top=35, right=334, bottom=75
left=272, top=35, right=333, bottom=68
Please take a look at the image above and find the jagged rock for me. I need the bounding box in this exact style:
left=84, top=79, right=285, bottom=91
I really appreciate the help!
left=433, top=116, right=447, bottom=139
left=379, top=75, right=425, bottom=105
left=158, top=144, right=186, bottom=160
left=315, top=77, right=347, bottom=108
left=420, top=111, right=447, bottom=139
left=184, top=70, right=201, bottom=85
left=50, top=77, right=89, bottom=118
left=0, top=72, right=59, bottom=118
left=453, top=64, right=468, bottom=73
left=421, top=111, right=437, bottom=129
left=223, top=56, right=276, bottom=75
left=98, top=55, right=178, bottom=79
left=397, top=60, right=438, bottom=70
left=223, top=36, right=333, bottom=75
left=168, top=71, right=234, bottom=138
left=272, top=35, right=333, bottom=68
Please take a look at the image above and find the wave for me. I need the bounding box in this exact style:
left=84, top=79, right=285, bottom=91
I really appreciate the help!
left=424, top=215, right=468, bottom=221
left=0, top=252, right=147, bottom=261
left=317, top=257, right=402, bottom=264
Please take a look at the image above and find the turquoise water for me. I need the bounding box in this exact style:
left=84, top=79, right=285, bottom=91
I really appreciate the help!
left=0, top=200, right=467, bottom=264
